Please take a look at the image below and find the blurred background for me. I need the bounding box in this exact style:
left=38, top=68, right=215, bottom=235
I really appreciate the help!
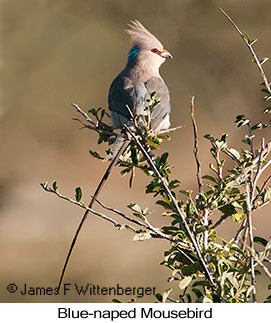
left=0, top=0, right=270, bottom=302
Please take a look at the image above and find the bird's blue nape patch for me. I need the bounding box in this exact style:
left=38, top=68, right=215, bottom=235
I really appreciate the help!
left=128, top=45, right=140, bottom=62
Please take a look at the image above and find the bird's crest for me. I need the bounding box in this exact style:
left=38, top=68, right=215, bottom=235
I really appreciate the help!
left=126, top=20, right=163, bottom=50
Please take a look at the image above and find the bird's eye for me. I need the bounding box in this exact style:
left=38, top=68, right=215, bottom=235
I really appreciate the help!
left=151, top=48, right=159, bottom=53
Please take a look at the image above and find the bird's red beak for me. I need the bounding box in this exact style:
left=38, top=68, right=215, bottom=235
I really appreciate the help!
left=160, top=49, right=173, bottom=59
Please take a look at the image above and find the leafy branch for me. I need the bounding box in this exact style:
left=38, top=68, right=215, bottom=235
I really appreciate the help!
left=41, top=9, right=271, bottom=303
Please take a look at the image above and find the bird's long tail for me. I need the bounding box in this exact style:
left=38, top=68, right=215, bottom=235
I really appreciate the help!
left=56, top=137, right=130, bottom=292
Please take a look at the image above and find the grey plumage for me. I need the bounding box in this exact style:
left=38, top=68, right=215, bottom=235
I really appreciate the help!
left=109, top=20, right=172, bottom=133
left=107, top=20, right=173, bottom=160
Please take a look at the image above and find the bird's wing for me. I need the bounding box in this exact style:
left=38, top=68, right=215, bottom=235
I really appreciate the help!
left=144, top=77, right=171, bottom=129
left=109, top=74, right=171, bottom=130
left=108, top=73, right=135, bottom=119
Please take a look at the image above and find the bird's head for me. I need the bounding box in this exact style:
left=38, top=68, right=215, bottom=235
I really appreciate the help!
left=126, top=20, right=173, bottom=75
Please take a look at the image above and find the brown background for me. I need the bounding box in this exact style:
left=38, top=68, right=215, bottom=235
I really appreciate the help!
left=0, top=0, right=270, bottom=302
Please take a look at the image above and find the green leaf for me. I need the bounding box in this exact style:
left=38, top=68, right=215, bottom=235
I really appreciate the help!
left=160, top=152, right=169, bottom=165
left=202, top=175, right=217, bottom=183
left=40, top=182, right=48, bottom=189
left=52, top=181, right=58, bottom=191
left=243, top=34, right=251, bottom=44
left=231, top=212, right=246, bottom=223
left=264, top=107, right=271, bottom=113
left=120, top=168, right=130, bottom=177
left=156, top=200, right=171, bottom=209
left=75, top=187, right=82, bottom=202
left=112, top=298, right=122, bottom=303
left=89, top=150, right=103, bottom=160
left=219, top=204, right=236, bottom=216
left=155, top=293, right=163, bottom=302
left=179, top=276, right=192, bottom=290
left=131, top=146, right=138, bottom=165
left=251, top=123, right=268, bottom=131
left=192, top=280, right=210, bottom=288
left=181, top=263, right=200, bottom=276
left=254, top=236, right=268, bottom=247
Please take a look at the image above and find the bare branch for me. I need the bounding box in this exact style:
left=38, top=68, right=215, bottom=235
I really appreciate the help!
left=41, top=184, right=122, bottom=228
left=190, top=96, right=203, bottom=194
left=245, top=179, right=257, bottom=303
left=247, top=122, right=255, bottom=159
left=220, top=8, right=271, bottom=94
left=94, top=197, right=147, bottom=228
left=72, top=103, right=96, bottom=125
left=158, top=125, right=184, bottom=135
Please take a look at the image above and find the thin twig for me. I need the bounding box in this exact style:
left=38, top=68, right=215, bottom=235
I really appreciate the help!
left=245, top=179, right=257, bottom=303
left=247, top=122, right=255, bottom=159
left=56, top=138, right=129, bottom=292
left=229, top=140, right=271, bottom=186
left=219, top=8, right=271, bottom=94
left=72, top=103, right=96, bottom=125
left=124, top=124, right=216, bottom=288
left=143, top=216, right=172, bottom=241
left=253, top=174, right=271, bottom=205
left=245, top=244, right=271, bottom=280
left=235, top=218, right=247, bottom=242
left=94, top=197, right=147, bottom=228
left=41, top=184, right=122, bottom=228
left=73, top=117, right=117, bottom=138
left=190, top=96, right=203, bottom=193
left=158, top=125, right=184, bottom=135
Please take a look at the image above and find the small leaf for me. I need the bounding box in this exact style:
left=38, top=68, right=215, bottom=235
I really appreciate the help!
left=181, top=263, right=200, bottom=276
left=120, top=168, right=130, bottom=177
left=179, top=276, right=192, bottom=290
left=202, top=175, right=217, bottom=183
left=127, top=202, right=141, bottom=214
left=231, top=212, right=246, bottom=223
left=243, top=34, right=251, bottom=44
left=131, top=146, right=138, bottom=165
left=227, top=148, right=241, bottom=161
left=75, top=187, right=82, bottom=202
left=162, top=288, right=173, bottom=303
left=133, top=232, right=152, bottom=242
left=156, top=200, right=171, bottom=209
left=264, top=107, right=271, bottom=113
left=254, top=236, right=268, bottom=247
left=260, top=57, right=269, bottom=65
left=251, top=123, right=268, bottom=131
left=52, top=181, right=58, bottom=191
left=112, top=298, right=122, bottom=303
left=89, top=150, right=103, bottom=160
left=192, top=280, right=210, bottom=288
left=155, top=293, right=163, bottom=302
left=250, top=39, right=258, bottom=45
left=160, top=152, right=169, bottom=165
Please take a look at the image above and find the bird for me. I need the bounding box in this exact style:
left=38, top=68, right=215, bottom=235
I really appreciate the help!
left=107, top=20, right=173, bottom=160
left=56, top=21, right=173, bottom=291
